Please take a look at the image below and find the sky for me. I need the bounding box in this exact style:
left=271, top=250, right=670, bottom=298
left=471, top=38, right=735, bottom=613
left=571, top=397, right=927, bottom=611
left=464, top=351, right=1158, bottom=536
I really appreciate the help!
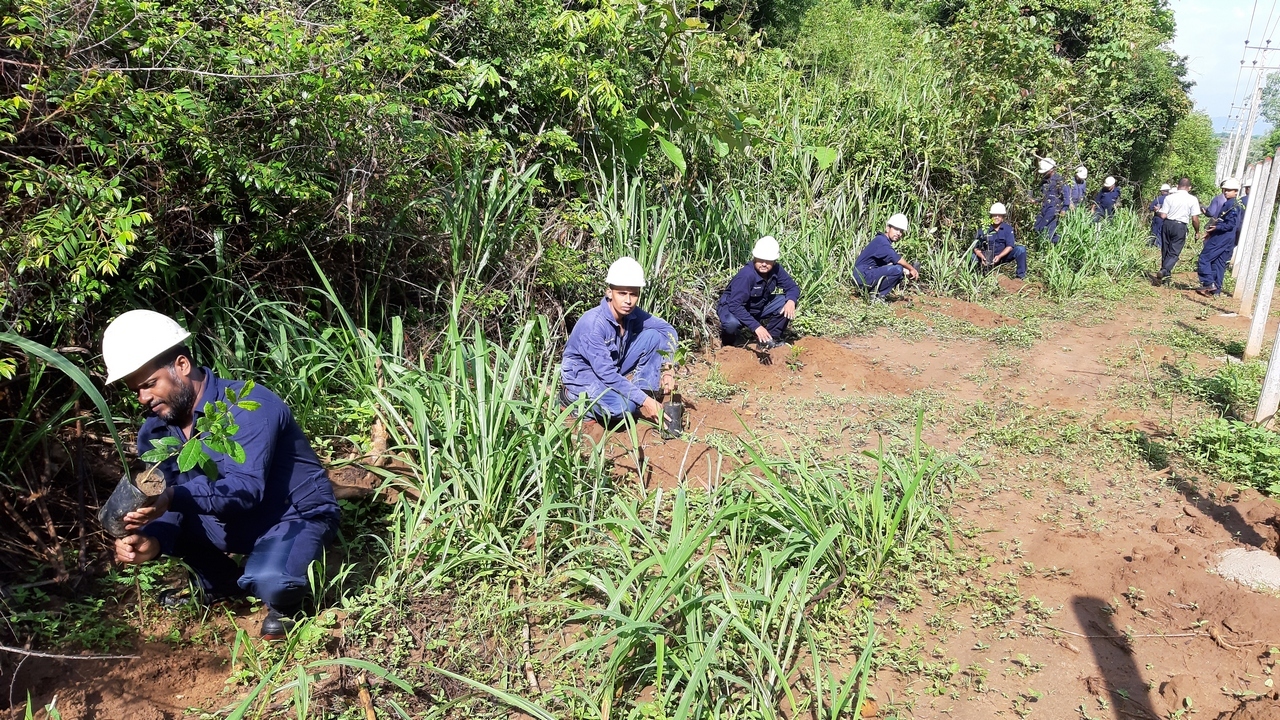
left=1171, top=0, right=1270, bottom=133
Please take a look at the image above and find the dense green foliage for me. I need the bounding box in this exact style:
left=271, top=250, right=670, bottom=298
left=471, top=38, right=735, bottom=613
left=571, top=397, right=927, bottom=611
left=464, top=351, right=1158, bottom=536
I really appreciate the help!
left=1, top=0, right=1193, bottom=341
left=1181, top=419, right=1280, bottom=496
left=1144, top=111, right=1218, bottom=198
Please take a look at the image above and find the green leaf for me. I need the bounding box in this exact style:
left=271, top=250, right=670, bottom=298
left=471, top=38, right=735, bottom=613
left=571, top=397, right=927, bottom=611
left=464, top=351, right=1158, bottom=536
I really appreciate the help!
left=177, top=439, right=206, bottom=473
left=806, top=145, right=838, bottom=170
left=236, top=400, right=260, bottom=411
left=227, top=441, right=246, bottom=464
left=658, top=137, right=686, bottom=175
left=140, top=448, right=172, bottom=463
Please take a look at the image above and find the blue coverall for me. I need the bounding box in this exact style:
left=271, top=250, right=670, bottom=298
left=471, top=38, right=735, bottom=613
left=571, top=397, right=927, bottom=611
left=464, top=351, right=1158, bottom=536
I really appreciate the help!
left=717, top=262, right=801, bottom=341
left=1148, top=193, right=1167, bottom=247
left=1197, top=197, right=1246, bottom=294
left=1206, top=193, right=1226, bottom=218
left=1070, top=180, right=1087, bottom=209
left=973, top=223, right=1026, bottom=278
left=853, top=234, right=906, bottom=297
left=1033, top=173, right=1069, bottom=244
left=139, top=370, right=340, bottom=614
left=1093, top=187, right=1121, bottom=222
left=561, top=297, right=677, bottom=421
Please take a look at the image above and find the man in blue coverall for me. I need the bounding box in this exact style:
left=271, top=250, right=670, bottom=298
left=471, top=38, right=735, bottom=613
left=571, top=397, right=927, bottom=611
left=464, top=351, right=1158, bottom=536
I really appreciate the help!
left=717, top=235, right=800, bottom=349
left=1093, top=176, right=1121, bottom=222
left=103, top=310, right=340, bottom=640
left=971, top=203, right=1026, bottom=279
left=1196, top=177, right=1245, bottom=297
left=1033, top=158, right=1069, bottom=244
left=853, top=213, right=920, bottom=301
left=1069, top=166, right=1088, bottom=209
left=561, top=256, right=677, bottom=425
left=1148, top=184, right=1169, bottom=246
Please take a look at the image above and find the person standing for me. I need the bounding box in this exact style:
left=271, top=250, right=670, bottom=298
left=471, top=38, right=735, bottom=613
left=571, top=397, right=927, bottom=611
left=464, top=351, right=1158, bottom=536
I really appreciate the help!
left=1033, top=158, right=1069, bottom=244
left=1153, top=177, right=1202, bottom=286
left=1195, top=178, right=1245, bottom=297
left=1092, top=177, right=1121, bottom=222
left=1070, top=166, right=1089, bottom=209
left=971, top=203, right=1027, bottom=279
left=561, top=257, right=677, bottom=425
left=717, top=236, right=800, bottom=349
left=853, top=214, right=919, bottom=301
left=1147, top=184, right=1170, bottom=247
left=103, top=310, right=342, bottom=641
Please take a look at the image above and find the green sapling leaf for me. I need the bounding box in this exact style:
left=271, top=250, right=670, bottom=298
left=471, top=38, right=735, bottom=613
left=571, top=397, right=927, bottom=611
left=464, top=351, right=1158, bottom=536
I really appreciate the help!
left=177, top=439, right=206, bottom=472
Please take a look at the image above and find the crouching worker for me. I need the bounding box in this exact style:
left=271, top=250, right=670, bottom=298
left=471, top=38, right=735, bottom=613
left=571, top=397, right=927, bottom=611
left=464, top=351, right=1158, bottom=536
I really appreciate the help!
left=972, top=203, right=1026, bottom=279
left=1195, top=177, right=1245, bottom=297
left=853, top=214, right=919, bottom=301
left=103, top=310, right=340, bottom=641
left=717, top=235, right=800, bottom=349
left=561, top=257, right=677, bottom=425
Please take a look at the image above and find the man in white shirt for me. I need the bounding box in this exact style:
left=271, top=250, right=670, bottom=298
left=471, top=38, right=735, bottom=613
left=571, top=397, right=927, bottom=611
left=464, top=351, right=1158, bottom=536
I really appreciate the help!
left=1153, top=177, right=1202, bottom=286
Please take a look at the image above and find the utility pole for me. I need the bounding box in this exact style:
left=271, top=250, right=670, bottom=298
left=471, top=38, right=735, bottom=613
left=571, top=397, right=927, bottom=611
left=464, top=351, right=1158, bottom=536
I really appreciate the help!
left=1236, top=74, right=1265, bottom=178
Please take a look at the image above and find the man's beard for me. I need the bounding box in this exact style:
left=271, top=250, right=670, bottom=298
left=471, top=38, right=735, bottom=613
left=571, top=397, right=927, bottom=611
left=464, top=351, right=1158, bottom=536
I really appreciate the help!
left=159, top=369, right=197, bottom=424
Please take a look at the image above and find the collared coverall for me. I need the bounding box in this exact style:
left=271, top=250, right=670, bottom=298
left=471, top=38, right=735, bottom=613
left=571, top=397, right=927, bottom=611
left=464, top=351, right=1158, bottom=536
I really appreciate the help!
left=1093, top=187, right=1120, bottom=222
left=853, top=234, right=906, bottom=297
left=973, top=223, right=1027, bottom=278
left=561, top=297, right=677, bottom=421
left=1034, top=173, right=1069, bottom=244
left=717, top=262, right=801, bottom=341
left=1197, top=198, right=1245, bottom=294
left=139, top=370, right=341, bottom=614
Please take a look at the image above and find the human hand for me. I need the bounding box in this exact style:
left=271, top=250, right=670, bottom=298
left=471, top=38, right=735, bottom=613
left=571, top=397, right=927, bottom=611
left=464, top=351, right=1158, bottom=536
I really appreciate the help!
left=754, top=326, right=773, bottom=344
left=660, top=369, right=676, bottom=394
left=114, top=533, right=160, bottom=564
left=640, top=396, right=662, bottom=422
left=781, top=300, right=796, bottom=320
left=908, top=266, right=920, bottom=280
left=124, top=487, right=172, bottom=531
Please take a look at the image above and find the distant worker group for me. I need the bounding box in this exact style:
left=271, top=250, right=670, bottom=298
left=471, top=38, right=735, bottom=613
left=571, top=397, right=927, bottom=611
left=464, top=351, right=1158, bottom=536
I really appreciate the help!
left=560, top=155, right=1228, bottom=429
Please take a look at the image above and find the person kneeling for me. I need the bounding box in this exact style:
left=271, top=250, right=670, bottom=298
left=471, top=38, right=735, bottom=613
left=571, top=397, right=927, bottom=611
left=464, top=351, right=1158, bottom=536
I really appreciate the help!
left=717, top=236, right=800, bottom=349
left=104, top=311, right=341, bottom=641
left=853, top=213, right=919, bottom=301
left=972, top=203, right=1026, bottom=279
left=561, top=257, right=677, bottom=425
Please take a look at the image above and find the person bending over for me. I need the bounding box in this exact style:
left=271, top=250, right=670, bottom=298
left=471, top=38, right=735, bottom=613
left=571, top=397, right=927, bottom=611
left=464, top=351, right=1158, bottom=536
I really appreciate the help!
left=1195, top=177, right=1244, bottom=297
left=104, top=310, right=341, bottom=641
left=560, top=256, right=677, bottom=425
left=717, top=235, right=800, bottom=349
left=853, top=214, right=919, bottom=301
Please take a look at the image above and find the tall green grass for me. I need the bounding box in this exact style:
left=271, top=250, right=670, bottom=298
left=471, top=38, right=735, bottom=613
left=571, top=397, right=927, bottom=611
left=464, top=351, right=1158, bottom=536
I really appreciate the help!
left=191, top=281, right=954, bottom=718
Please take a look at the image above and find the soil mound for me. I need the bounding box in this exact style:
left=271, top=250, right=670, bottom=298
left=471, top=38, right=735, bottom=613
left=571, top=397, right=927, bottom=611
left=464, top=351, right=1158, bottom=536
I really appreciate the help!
left=1220, top=698, right=1280, bottom=720
left=714, top=338, right=920, bottom=396
left=912, top=296, right=1016, bottom=328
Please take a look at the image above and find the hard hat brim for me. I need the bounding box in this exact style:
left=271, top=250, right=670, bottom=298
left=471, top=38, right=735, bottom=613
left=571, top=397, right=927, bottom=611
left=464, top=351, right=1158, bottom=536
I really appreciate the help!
left=105, top=332, right=191, bottom=384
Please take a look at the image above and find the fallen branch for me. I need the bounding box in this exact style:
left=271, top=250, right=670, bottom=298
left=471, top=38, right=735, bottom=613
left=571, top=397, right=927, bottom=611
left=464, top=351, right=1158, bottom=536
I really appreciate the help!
left=0, top=645, right=138, bottom=660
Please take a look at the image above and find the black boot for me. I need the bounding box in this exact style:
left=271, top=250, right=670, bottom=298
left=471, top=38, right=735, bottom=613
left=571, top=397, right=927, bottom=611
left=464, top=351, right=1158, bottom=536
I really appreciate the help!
left=260, top=608, right=295, bottom=641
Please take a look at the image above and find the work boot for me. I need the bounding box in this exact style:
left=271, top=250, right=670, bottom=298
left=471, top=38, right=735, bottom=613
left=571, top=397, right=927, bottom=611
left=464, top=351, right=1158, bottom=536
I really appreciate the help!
left=1194, top=286, right=1215, bottom=297
left=260, top=609, right=295, bottom=641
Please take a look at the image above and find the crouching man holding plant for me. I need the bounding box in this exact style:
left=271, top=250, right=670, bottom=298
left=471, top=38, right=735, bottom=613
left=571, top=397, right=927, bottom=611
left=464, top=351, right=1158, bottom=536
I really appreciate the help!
left=103, top=310, right=340, bottom=640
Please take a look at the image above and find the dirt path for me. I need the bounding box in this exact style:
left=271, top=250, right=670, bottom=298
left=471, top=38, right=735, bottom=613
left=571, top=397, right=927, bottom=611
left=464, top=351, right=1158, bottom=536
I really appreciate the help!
left=659, top=273, right=1280, bottom=719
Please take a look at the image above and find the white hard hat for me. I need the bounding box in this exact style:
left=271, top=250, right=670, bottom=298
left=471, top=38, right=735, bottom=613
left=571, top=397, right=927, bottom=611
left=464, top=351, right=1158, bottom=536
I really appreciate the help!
left=886, top=213, right=910, bottom=232
left=751, top=235, right=781, bottom=262
left=1104, top=176, right=1116, bottom=187
left=1160, top=184, right=1171, bottom=192
left=102, top=310, right=192, bottom=384
left=1075, top=166, right=1087, bottom=178
left=605, top=256, right=646, bottom=287
left=989, top=202, right=1007, bottom=215
left=1038, top=158, right=1056, bottom=173
left=1221, top=177, right=1241, bottom=190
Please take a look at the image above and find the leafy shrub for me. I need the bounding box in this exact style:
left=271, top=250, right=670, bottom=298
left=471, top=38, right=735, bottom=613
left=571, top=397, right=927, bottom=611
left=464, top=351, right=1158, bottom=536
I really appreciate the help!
left=1178, top=361, right=1265, bottom=419
left=1180, top=419, right=1280, bottom=495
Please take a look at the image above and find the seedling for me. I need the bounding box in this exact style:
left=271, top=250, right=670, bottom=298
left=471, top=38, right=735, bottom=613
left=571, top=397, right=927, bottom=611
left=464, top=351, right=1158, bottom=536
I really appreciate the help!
left=139, top=381, right=261, bottom=479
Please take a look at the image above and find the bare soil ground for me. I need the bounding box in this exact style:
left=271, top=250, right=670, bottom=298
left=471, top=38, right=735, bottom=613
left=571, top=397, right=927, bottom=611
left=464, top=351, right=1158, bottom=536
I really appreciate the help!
left=9, top=269, right=1280, bottom=719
